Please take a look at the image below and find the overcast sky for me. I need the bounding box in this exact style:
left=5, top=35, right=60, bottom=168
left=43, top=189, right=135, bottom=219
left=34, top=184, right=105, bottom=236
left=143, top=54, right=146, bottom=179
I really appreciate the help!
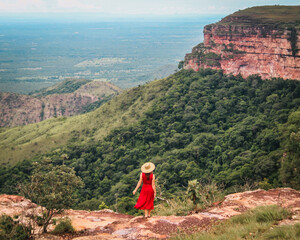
left=0, top=0, right=299, bottom=15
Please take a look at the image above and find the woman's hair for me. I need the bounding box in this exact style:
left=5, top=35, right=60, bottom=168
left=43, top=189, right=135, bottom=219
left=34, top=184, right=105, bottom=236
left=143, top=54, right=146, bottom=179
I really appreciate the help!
left=145, top=172, right=151, bottom=180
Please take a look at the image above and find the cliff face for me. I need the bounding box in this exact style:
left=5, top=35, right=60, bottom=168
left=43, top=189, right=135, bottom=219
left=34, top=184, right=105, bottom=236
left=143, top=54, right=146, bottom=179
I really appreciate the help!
left=184, top=6, right=300, bottom=80
left=0, top=81, right=121, bottom=127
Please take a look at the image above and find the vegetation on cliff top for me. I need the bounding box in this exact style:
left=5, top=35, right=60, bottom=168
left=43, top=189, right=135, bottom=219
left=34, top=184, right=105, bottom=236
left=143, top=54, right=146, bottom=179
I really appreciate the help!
left=0, top=69, right=299, bottom=209
left=216, top=5, right=300, bottom=28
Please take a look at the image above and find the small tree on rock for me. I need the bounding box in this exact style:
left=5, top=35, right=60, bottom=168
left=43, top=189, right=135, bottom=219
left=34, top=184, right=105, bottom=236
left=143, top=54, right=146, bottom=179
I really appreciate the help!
left=19, top=159, right=84, bottom=233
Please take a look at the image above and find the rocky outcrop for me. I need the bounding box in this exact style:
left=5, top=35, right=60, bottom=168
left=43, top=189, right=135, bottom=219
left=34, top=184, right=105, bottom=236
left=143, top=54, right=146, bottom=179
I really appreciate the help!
left=0, top=81, right=121, bottom=127
left=184, top=6, right=300, bottom=80
left=1, top=188, right=300, bottom=239
left=0, top=194, right=37, bottom=216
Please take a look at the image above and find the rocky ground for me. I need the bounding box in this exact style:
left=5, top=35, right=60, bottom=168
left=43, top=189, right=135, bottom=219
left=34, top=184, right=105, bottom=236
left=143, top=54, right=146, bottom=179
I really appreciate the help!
left=0, top=188, right=299, bottom=239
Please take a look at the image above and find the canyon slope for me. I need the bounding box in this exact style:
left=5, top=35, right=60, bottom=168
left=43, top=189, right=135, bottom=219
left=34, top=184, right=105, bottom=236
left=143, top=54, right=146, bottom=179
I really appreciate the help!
left=0, top=188, right=299, bottom=239
left=184, top=6, right=300, bottom=80
left=0, top=79, right=121, bottom=127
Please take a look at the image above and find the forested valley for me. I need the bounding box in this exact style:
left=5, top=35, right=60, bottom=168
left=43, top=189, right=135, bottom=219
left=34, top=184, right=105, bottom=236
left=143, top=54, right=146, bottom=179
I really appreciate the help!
left=0, top=69, right=299, bottom=212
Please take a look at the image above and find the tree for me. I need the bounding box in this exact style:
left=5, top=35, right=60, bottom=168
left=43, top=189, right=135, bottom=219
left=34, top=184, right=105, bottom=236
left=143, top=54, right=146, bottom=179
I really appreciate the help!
left=178, top=60, right=185, bottom=70
left=19, top=159, right=84, bottom=233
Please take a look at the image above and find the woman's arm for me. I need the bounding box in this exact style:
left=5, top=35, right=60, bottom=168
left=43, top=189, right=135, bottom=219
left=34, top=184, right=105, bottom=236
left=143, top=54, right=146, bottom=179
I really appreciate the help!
left=152, top=174, right=156, bottom=198
left=133, top=172, right=143, bottom=195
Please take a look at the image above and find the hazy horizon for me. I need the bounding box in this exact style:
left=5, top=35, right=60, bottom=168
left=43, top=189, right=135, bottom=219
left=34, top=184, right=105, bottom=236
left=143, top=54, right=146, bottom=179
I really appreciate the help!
left=0, top=0, right=298, bottom=17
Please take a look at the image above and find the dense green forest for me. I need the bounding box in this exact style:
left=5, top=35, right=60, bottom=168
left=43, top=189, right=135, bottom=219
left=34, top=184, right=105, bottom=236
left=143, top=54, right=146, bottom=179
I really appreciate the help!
left=0, top=69, right=299, bottom=208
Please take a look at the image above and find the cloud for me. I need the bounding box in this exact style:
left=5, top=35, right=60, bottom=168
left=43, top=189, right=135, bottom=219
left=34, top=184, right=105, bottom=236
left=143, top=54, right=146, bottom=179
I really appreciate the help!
left=0, top=0, right=224, bottom=14
left=0, top=0, right=47, bottom=12
left=56, top=0, right=103, bottom=12
left=0, top=0, right=298, bottom=14
left=0, top=0, right=101, bottom=13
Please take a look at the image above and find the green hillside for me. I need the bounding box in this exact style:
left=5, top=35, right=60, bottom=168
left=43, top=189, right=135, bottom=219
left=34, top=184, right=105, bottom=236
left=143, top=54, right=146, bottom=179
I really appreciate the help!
left=0, top=69, right=299, bottom=207
left=30, top=78, right=92, bottom=97
left=0, top=77, right=165, bottom=165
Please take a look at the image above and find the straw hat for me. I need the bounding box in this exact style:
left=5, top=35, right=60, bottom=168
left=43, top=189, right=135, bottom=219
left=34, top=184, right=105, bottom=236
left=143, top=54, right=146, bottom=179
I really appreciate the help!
left=141, top=162, right=155, bottom=173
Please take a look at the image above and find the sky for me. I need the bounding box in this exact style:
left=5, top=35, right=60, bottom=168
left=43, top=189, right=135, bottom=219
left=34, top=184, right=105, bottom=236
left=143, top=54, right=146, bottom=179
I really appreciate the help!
left=0, top=0, right=299, bottom=16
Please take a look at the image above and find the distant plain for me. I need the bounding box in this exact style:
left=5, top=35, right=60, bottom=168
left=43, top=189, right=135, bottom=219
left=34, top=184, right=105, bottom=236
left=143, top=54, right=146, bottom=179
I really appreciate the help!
left=0, top=16, right=222, bottom=93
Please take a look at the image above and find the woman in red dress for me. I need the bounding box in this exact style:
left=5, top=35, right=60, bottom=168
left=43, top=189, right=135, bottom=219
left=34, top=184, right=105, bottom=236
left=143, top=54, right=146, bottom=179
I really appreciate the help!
left=133, top=162, right=156, bottom=217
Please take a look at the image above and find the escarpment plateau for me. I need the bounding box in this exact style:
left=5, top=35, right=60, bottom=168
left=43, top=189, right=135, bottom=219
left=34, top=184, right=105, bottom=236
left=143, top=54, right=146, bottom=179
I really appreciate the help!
left=184, top=6, right=300, bottom=80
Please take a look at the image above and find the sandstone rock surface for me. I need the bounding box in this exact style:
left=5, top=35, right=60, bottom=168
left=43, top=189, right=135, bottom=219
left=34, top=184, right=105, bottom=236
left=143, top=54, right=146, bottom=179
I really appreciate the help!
left=1, top=188, right=300, bottom=239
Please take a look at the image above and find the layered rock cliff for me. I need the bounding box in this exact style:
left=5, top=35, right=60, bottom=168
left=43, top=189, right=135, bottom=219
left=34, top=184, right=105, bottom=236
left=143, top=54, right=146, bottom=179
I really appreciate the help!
left=184, top=6, right=300, bottom=80
left=0, top=80, right=121, bottom=127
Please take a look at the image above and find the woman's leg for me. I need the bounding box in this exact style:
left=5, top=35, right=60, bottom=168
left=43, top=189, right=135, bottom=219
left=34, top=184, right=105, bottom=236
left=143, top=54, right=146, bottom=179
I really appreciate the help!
left=148, top=210, right=152, bottom=217
left=144, top=209, right=148, bottom=217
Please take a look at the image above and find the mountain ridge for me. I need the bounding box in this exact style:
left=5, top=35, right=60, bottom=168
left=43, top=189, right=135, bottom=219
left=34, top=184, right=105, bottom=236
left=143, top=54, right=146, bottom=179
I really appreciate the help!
left=0, top=76, right=167, bottom=165
left=0, top=79, right=122, bottom=127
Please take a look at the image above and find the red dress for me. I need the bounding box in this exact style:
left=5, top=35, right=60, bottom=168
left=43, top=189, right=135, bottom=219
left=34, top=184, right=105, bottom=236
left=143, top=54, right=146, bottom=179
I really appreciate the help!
left=134, top=173, right=154, bottom=210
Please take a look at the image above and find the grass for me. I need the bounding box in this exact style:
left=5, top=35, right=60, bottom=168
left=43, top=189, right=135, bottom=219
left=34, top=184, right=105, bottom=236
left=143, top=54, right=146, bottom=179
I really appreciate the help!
left=231, top=205, right=291, bottom=224
left=0, top=77, right=170, bottom=165
left=264, top=223, right=300, bottom=240
left=154, top=198, right=194, bottom=216
left=172, top=205, right=295, bottom=240
left=154, top=183, right=224, bottom=216
left=217, top=6, right=300, bottom=27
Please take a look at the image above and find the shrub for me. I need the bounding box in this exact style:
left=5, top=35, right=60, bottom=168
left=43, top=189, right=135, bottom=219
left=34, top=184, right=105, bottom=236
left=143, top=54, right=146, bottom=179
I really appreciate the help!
left=0, top=214, right=14, bottom=234
left=0, top=215, right=31, bottom=240
left=78, top=198, right=103, bottom=211
left=187, top=180, right=224, bottom=210
left=51, top=218, right=75, bottom=235
left=258, top=178, right=273, bottom=190
left=99, top=201, right=109, bottom=210
left=115, top=197, right=138, bottom=215
left=78, top=199, right=108, bottom=211
left=9, top=224, right=31, bottom=240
